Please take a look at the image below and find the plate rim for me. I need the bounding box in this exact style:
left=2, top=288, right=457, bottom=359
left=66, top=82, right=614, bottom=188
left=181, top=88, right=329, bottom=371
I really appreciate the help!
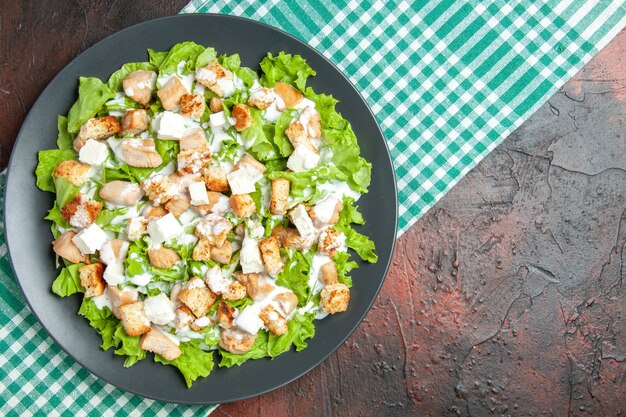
left=4, top=13, right=398, bottom=404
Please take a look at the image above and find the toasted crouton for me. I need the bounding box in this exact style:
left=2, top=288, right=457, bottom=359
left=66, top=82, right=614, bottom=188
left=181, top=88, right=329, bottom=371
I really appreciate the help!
left=216, top=302, right=236, bottom=328
left=222, top=282, right=247, bottom=301
left=140, top=327, right=182, bottom=360
left=180, top=129, right=208, bottom=152
left=229, top=194, right=256, bottom=218
left=285, top=120, right=316, bottom=151
left=141, top=174, right=176, bottom=206
left=61, top=193, right=102, bottom=228
left=78, top=263, right=105, bottom=298
left=273, top=292, right=298, bottom=317
left=73, top=116, right=121, bottom=151
left=247, top=87, right=276, bottom=110
left=231, top=104, right=252, bottom=132
left=270, top=178, right=290, bottom=215
left=121, top=139, right=163, bottom=168
left=272, top=226, right=309, bottom=251
left=177, top=278, right=216, bottom=317
left=196, top=61, right=233, bottom=97
left=122, top=70, right=156, bottom=106
left=180, top=93, right=206, bottom=120
left=144, top=205, right=169, bottom=219
left=157, top=76, right=188, bottom=110
left=233, top=153, right=267, bottom=173
left=202, top=166, right=229, bottom=192
left=274, top=82, right=303, bottom=108
left=209, top=97, right=223, bottom=112
left=53, top=160, right=91, bottom=186
left=127, top=216, right=148, bottom=241
left=259, top=236, right=283, bottom=277
left=320, top=261, right=339, bottom=285
left=192, top=239, right=212, bottom=262
left=121, top=109, right=149, bottom=135
left=147, top=247, right=180, bottom=269
left=259, top=305, right=288, bottom=335
left=177, top=149, right=212, bottom=175
left=211, top=240, right=233, bottom=264
left=194, top=214, right=232, bottom=246
left=108, top=286, right=138, bottom=319
left=219, top=328, right=256, bottom=354
left=99, top=181, right=144, bottom=206
left=52, top=231, right=88, bottom=264
left=164, top=196, right=191, bottom=218
left=320, top=283, right=350, bottom=314
left=318, top=227, right=345, bottom=257
left=119, top=301, right=151, bottom=336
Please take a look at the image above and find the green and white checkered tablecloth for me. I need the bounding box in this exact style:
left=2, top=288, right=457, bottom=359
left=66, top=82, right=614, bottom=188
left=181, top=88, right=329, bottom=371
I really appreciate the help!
left=2, top=1, right=625, bottom=414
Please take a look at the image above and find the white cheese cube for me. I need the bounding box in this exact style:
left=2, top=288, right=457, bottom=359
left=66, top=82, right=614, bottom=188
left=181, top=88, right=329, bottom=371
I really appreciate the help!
left=226, top=168, right=256, bottom=195
left=287, top=145, right=320, bottom=173
left=209, top=111, right=228, bottom=128
left=147, top=213, right=183, bottom=243
left=72, top=223, right=109, bottom=255
left=240, top=235, right=265, bottom=274
left=289, top=204, right=316, bottom=240
left=234, top=306, right=264, bottom=335
left=188, top=181, right=210, bottom=206
left=144, top=293, right=176, bottom=325
left=103, top=264, right=125, bottom=286
left=204, top=265, right=231, bottom=294
left=79, top=139, right=109, bottom=166
left=156, top=111, right=188, bottom=140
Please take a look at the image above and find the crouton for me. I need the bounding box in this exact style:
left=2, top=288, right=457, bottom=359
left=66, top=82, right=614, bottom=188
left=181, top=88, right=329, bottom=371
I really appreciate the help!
left=243, top=274, right=274, bottom=301
left=192, top=239, right=212, bottom=262
left=164, top=196, right=190, bottom=218
left=318, top=227, right=345, bottom=257
left=52, top=231, right=87, bottom=264
left=259, top=236, right=283, bottom=277
left=175, top=305, right=195, bottom=330
left=180, top=128, right=208, bottom=152
left=99, top=181, right=144, bottom=206
left=147, top=247, right=180, bottom=269
left=140, top=327, right=182, bottom=360
left=211, top=240, right=233, bottom=264
left=120, top=109, right=149, bottom=135
left=219, top=328, right=256, bottom=354
left=320, top=283, right=350, bottom=314
left=202, top=166, right=229, bottom=192
left=144, top=205, right=169, bottom=219
left=320, top=261, right=339, bottom=285
left=177, top=149, right=212, bottom=175
left=222, top=282, right=247, bottom=301
left=108, top=286, right=138, bottom=319
left=233, top=153, right=267, bottom=174
left=122, top=70, right=156, bottom=106
left=196, top=61, right=233, bottom=97
left=118, top=301, right=151, bottom=336
left=259, top=305, right=288, bottom=336
left=61, top=193, right=102, bottom=228
left=53, top=160, right=91, bottom=186
left=229, top=194, right=256, bottom=218
left=209, top=97, right=223, bottom=112
left=272, top=225, right=312, bottom=251
left=216, top=302, right=236, bottom=328
left=270, top=178, right=290, bottom=215
left=285, top=120, right=316, bottom=151
left=121, top=139, right=163, bottom=168
left=79, top=263, right=105, bottom=298
left=247, top=87, right=276, bottom=110
left=141, top=174, right=176, bottom=206
left=127, top=216, right=148, bottom=241
left=273, top=292, right=298, bottom=317
left=157, top=76, right=188, bottom=110
left=231, top=104, right=252, bottom=132
left=310, top=196, right=342, bottom=227
left=194, top=214, right=232, bottom=246
left=177, top=278, right=216, bottom=317
left=73, top=116, right=121, bottom=151
left=299, top=106, right=322, bottom=138
left=273, top=82, right=303, bottom=108
left=194, top=192, right=230, bottom=216
left=180, top=93, right=205, bottom=120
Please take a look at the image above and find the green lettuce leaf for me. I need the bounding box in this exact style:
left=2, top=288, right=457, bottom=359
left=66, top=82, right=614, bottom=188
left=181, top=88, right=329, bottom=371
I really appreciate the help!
left=267, top=313, right=315, bottom=357
left=67, top=77, right=116, bottom=133
left=96, top=207, right=128, bottom=231
left=78, top=298, right=120, bottom=351
left=45, top=202, right=70, bottom=239
left=155, top=41, right=205, bottom=75
left=219, top=53, right=257, bottom=87
left=155, top=340, right=215, bottom=388
left=218, top=330, right=269, bottom=367
left=53, top=176, right=81, bottom=208
left=260, top=52, right=316, bottom=91
left=332, top=251, right=357, bottom=287
left=107, top=62, right=156, bottom=91
left=148, top=49, right=168, bottom=67
left=56, top=116, right=75, bottom=150
left=113, top=326, right=146, bottom=367
left=335, top=197, right=377, bottom=263
left=125, top=238, right=149, bottom=277
left=267, top=164, right=347, bottom=201
left=242, top=108, right=279, bottom=161
left=273, top=109, right=298, bottom=157
left=51, top=263, right=84, bottom=297
left=195, top=47, right=217, bottom=69
left=35, top=149, right=77, bottom=192
left=276, top=249, right=313, bottom=305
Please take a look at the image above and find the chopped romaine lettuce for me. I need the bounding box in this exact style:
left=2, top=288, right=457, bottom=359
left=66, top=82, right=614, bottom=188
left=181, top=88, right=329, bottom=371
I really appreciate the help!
left=67, top=77, right=116, bottom=133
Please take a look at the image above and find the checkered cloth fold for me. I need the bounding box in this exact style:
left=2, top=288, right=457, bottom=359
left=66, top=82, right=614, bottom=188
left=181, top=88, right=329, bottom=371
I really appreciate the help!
left=2, top=1, right=625, bottom=414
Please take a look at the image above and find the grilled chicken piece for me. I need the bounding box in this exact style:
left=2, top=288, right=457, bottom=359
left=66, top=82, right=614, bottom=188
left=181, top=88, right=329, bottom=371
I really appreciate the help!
left=140, top=327, right=182, bottom=360
left=121, top=109, right=149, bottom=135
left=122, top=70, right=156, bottom=106
left=120, top=139, right=163, bottom=168
left=147, top=247, right=180, bottom=269
left=219, top=328, right=256, bottom=354
left=273, top=82, right=303, bottom=108
left=99, top=181, right=144, bottom=206
left=52, top=231, right=87, bottom=264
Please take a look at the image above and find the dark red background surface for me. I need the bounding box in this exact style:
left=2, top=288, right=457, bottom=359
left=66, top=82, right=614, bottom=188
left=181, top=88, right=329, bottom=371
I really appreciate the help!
left=2, top=2, right=624, bottom=415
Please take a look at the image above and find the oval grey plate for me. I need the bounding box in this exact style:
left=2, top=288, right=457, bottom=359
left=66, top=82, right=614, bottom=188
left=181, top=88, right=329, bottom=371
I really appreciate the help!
left=4, top=14, right=397, bottom=404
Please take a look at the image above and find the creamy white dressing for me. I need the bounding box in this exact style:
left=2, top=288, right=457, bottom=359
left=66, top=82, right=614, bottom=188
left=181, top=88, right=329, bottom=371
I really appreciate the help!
left=234, top=282, right=291, bottom=334
left=308, top=253, right=332, bottom=294
left=316, top=180, right=361, bottom=203
left=92, top=290, right=112, bottom=310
